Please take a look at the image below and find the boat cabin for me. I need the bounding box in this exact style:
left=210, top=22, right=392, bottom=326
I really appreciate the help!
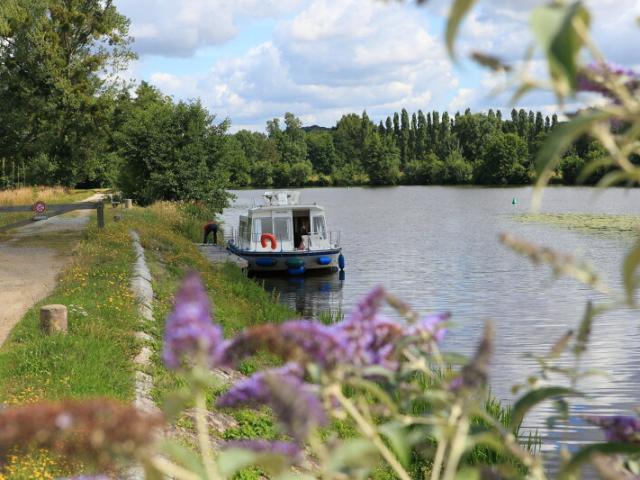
left=236, top=192, right=331, bottom=252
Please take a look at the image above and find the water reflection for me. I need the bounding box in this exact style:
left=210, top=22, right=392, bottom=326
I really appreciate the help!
left=253, top=270, right=346, bottom=320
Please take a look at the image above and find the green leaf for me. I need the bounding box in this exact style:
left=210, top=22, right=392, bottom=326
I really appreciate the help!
left=276, top=474, right=316, bottom=480
left=574, top=301, right=594, bottom=356
left=559, top=442, right=640, bottom=479
left=533, top=110, right=610, bottom=210
left=379, top=422, right=410, bottom=466
left=162, top=390, right=191, bottom=420
left=509, top=387, right=581, bottom=430
left=530, top=2, right=591, bottom=93
left=347, top=378, right=399, bottom=414
left=156, top=440, right=207, bottom=478
left=596, top=170, right=633, bottom=188
left=217, top=449, right=258, bottom=477
left=467, top=432, right=507, bottom=455
left=549, top=330, right=574, bottom=359
left=576, top=155, right=613, bottom=184
left=217, top=448, right=292, bottom=477
left=509, top=81, right=537, bottom=106
left=326, top=438, right=377, bottom=471
left=623, top=239, right=640, bottom=305
left=535, top=111, right=609, bottom=176
left=454, top=467, right=481, bottom=480
left=446, top=0, right=478, bottom=59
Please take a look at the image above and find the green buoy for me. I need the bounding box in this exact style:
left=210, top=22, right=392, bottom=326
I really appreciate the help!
left=512, top=197, right=518, bottom=205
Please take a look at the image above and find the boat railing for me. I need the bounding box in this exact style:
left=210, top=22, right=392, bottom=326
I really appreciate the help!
left=227, top=229, right=341, bottom=251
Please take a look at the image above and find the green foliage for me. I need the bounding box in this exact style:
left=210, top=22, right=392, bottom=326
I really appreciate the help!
left=226, top=106, right=600, bottom=188
left=306, top=131, right=339, bottom=175
left=116, top=83, right=231, bottom=210
left=475, top=132, right=530, bottom=185
left=559, top=155, right=585, bottom=184
left=0, top=0, right=134, bottom=186
left=443, top=150, right=473, bottom=184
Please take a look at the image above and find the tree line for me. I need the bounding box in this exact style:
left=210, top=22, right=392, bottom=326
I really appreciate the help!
left=225, top=107, right=607, bottom=188
left=0, top=0, right=608, bottom=210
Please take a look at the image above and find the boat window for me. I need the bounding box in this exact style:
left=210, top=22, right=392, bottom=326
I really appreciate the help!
left=253, top=217, right=273, bottom=237
left=274, top=217, right=291, bottom=242
left=239, top=218, right=250, bottom=243
left=312, top=215, right=326, bottom=239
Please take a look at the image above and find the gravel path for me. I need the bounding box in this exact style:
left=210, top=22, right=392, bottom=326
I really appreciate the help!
left=0, top=194, right=104, bottom=345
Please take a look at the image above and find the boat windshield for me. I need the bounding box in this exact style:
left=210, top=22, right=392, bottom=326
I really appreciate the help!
left=253, top=217, right=273, bottom=236
left=274, top=217, right=292, bottom=242
left=312, top=215, right=326, bottom=240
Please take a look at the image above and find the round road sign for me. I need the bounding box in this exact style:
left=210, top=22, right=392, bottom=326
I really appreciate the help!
left=33, top=201, right=47, bottom=214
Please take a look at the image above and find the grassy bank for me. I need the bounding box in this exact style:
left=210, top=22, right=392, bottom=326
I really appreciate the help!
left=0, top=201, right=295, bottom=478
left=516, top=213, right=640, bottom=235
left=0, top=187, right=101, bottom=229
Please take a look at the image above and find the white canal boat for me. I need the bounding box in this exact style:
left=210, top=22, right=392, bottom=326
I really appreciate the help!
left=227, top=191, right=344, bottom=275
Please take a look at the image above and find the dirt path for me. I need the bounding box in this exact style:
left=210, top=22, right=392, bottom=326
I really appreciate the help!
left=0, top=194, right=104, bottom=345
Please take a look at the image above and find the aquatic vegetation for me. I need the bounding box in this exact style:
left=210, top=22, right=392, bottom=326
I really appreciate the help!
left=516, top=213, right=640, bottom=236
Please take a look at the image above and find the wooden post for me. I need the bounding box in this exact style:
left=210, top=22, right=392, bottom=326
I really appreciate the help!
left=97, top=201, right=105, bottom=229
left=40, top=305, right=68, bottom=334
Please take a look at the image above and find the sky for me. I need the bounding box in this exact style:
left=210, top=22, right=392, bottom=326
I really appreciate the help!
left=113, top=0, right=640, bottom=132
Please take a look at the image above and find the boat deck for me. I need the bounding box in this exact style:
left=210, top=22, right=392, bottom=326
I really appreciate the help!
left=197, top=244, right=249, bottom=271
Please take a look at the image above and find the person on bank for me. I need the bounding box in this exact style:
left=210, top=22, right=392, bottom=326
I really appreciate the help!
left=203, top=221, right=218, bottom=244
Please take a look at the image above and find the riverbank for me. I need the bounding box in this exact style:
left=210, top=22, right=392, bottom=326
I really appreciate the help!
left=0, top=201, right=295, bottom=478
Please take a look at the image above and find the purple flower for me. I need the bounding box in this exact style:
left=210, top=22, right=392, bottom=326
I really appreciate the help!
left=217, top=363, right=325, bottom=443
left=334, top=313, right=404, bottom=369
left=576, top=62, right=640, bottom=102
left=405, top=312, right=450, bottom=344
left=585, top=415, right=640, bottom=443
left=216, top=363, right=304, bottom=408
left=278, top=320, right=351, bottom=368
left=162, top=272, right=224, bottom=369
left=218, top=320, right=350, bottom=369
left=223, top=439, right=302, bottom=461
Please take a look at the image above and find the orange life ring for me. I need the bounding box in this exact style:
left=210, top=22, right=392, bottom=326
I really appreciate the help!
left=260, top=233, right=277, bottom=250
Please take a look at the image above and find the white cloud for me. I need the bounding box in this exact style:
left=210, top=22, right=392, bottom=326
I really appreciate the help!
left=115, top=0, right=303, bottom=57
left=130, top=0, right=640, bottom=130
left=148, top=0, right=458, bottom=130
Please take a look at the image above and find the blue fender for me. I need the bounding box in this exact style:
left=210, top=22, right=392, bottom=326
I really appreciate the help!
left=255, top=257, right=277, bottom=267
left=317, top=256, right=332, bottom=265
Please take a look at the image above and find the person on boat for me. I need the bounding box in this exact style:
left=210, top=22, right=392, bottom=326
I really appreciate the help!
left=298, top=225, right=308, bottom=250
left=203, top=221, right=218, bottom=244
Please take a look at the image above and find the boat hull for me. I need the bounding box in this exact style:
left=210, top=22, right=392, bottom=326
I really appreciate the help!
left=227, top=243, right=342, bottom=274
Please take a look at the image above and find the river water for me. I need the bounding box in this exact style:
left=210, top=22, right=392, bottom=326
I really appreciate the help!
left=223, top=186, right=640, bottom=459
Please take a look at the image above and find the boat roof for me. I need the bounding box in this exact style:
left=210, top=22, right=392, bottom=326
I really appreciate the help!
left=246, top=191, right=325, bottom=214
left=248, top=204, right=324, bottom=214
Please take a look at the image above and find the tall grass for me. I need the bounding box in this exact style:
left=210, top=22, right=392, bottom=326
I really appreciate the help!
left=148, top=201, right=223, bottom=243
left=0, top=187, right=100, bottom=230
left=0, top=186, right=68, bottom=206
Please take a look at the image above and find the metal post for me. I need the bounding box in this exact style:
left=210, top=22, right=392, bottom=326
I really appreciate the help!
left=97, top=201, right=105, bottom=229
